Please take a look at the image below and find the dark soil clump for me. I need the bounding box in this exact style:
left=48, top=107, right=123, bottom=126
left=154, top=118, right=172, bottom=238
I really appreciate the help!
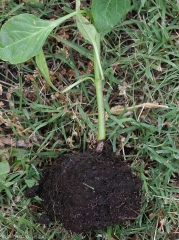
left=26, top=143, right=142, bottom=233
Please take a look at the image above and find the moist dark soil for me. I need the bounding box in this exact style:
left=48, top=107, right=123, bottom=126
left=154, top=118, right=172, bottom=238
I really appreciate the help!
left=26, top=143, right=142, bottom=233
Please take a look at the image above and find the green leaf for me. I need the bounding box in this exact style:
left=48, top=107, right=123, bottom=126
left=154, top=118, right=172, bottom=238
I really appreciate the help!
left=76, top=0, right=103, bottom=80
left=25, top=179, right=36, bottom=188
left=91, top=0, right=131, bottom=36
left=0, top=14, right=57, bottom=64
left=140, top=0, right=147, bottom=8
left=0, top=159, right=10, bottom=175
left=76, top=5, right=99, bottom=45
left=0, top=11, right=82, bottom=64
left=36, top=49, right=60, bottom=92
left=61, top=76, right=94, bottom=93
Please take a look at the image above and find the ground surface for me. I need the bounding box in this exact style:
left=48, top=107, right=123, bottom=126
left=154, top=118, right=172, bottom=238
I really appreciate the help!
left=0, top=0, right=179, bottom=239
left=26, top=142, right=142, bottom=233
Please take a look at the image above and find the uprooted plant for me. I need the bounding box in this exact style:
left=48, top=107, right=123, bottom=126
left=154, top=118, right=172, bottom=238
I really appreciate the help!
left=0, top=0, right=143, bottom=233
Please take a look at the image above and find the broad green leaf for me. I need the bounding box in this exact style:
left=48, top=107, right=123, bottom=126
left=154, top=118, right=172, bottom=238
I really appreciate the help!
left=0, top=11, right=82, bottom=64
left=0, top=159, right=10, bottom=175
left=91, top=0, right=131, bottom=36
left=36, top=49, right=60, bottom=92
left=0, top=14, right=57, bottom=64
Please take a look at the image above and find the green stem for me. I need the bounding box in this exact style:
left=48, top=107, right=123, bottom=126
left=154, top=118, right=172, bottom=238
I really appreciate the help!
left=94, top=36, right=105, bottom=141
left=53, top=10, right=87, bottom=27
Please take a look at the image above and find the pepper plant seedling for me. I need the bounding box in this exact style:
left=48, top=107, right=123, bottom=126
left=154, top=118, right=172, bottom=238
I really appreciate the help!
left=0, top=0, right=131, bottom=146
left=0, top=2, right=144, bottom=233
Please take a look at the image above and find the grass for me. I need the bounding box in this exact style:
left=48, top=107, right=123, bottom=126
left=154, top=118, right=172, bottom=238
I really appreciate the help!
left=0, top=0, right=179, bottom=239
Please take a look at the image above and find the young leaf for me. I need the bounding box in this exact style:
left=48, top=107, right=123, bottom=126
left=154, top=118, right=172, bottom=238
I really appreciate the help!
left=76, top=0, right=103, bottom=80
left=91, top=0, right=131, bottom=36
left=76, top=1, right=99, bottom=45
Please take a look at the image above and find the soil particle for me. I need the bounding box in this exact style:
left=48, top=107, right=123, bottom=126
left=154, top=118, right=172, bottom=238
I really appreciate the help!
left=26, top=143, right=142, bottom=233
